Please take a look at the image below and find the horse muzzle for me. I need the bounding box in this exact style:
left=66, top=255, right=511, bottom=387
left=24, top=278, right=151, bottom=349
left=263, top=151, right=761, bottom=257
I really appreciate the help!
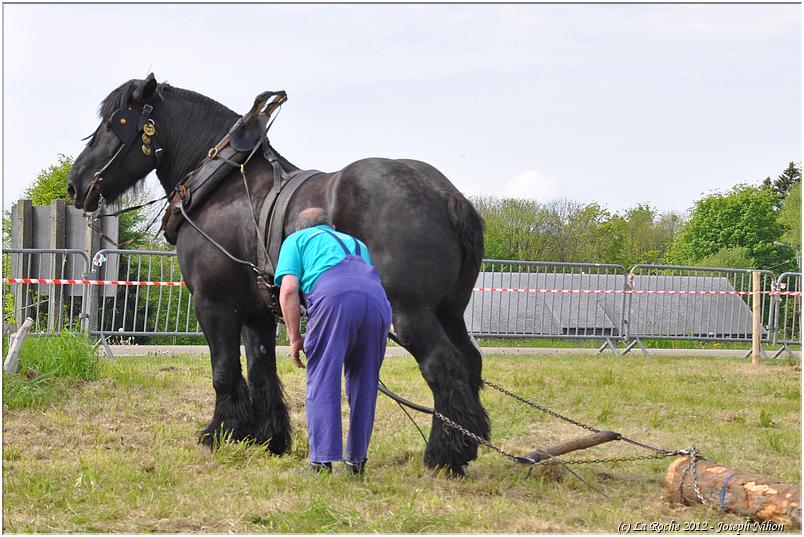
left=68, top=177, right=101, bottom=211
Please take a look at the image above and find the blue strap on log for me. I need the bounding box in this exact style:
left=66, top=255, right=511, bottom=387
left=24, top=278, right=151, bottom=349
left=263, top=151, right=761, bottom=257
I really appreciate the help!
left=719, top=471, right=737, bottom=512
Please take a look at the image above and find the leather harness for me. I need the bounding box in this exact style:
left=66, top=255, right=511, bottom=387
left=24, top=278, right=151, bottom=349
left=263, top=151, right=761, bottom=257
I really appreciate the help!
left=161, top=91, right=321, bottom=315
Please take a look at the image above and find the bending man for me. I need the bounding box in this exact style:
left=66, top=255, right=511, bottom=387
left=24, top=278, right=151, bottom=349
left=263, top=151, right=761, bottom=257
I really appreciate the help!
left=275, top=207, right=392, bottom=475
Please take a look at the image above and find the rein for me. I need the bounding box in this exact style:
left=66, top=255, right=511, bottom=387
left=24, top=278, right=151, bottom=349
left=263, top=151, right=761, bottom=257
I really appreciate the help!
left=86, top=195, right=170, bottom=248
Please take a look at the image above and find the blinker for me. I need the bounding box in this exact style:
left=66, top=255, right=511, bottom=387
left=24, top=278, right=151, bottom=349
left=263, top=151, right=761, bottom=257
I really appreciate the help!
left=109, top=106, right=142, bottom=145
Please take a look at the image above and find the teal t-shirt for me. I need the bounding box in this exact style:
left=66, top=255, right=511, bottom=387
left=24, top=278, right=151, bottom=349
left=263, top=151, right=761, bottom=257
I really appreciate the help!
left=274, top=225, right=372, bottom=294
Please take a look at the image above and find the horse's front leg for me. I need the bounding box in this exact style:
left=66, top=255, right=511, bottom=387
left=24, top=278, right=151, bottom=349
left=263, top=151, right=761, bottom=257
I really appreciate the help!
left=242, top=313, right=292, bottom=455
left=195, top=295, right=253, bottom=447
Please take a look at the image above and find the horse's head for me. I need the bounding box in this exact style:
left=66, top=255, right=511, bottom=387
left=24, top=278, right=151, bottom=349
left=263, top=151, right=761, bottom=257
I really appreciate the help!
left=68, top=74, right=163, bottom=211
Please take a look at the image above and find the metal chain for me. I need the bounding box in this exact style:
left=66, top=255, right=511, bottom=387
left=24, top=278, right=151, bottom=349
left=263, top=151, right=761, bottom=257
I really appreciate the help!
left=688, top=448, right=708, bottom=504
left=434, top=409, right=681, bottom=467
left=482, top=378, right=601, bottom=434
left=433, top=411, right=535, bottom=465
left=544, top=451, right=679, bottom=466
left=482, top=377, right=677, bottom=456
left=423, top=377, right=700, bottom=469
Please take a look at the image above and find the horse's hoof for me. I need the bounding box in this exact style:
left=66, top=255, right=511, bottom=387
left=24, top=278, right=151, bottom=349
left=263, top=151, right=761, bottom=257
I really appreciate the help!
left=266, top=435, right=292, bottom=456
left=198, top=423, right=230, bottom=450
left=425, top=461, right=467, bottom=479
left=198, top=433, right=216, bottom=451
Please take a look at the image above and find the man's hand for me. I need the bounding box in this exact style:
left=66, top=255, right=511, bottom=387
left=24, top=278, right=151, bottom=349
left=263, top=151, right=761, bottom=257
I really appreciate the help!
left=290, top=336, right=305, bottom=369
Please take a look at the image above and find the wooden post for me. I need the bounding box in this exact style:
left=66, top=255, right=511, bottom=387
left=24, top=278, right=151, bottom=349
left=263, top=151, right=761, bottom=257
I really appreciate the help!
left=83, top=212, right=102, bottom=333
left=4, top=317, right=34, bottom=374
left=752, top=271, right=761, bottom=366
left=11, top=200, right=32, bottom=328
left=47, top=199, right=66, bottom=333
left=666, top=456, right=800, bottom=529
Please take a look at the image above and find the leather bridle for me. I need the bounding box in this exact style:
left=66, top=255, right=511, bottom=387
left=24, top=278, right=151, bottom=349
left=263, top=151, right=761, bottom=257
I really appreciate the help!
left=83, top=103, right=164, bottom=211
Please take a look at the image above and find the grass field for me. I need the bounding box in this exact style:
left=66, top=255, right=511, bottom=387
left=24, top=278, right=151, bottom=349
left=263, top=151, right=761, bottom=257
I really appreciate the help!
left=2, top=350, right=801, bottom=533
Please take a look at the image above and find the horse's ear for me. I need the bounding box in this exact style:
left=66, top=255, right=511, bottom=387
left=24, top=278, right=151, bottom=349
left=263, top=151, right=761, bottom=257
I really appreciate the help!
left=131, top=73, right=158, bottom=103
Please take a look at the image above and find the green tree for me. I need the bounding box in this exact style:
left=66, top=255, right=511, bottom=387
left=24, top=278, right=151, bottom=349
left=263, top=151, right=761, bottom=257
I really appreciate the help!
left=695, top=246, right=755, bottom=269
left=472, top=196, right=554, bottom=260
left=597, top=205, right=683, bottom=268
left=3, top=155, right=74, bottom=247
left=472, top=196, right=683, bottom=267
left=778, top=182, right=801, bottom=250
left=777, top=182, right=801, bottom=269
left=763, top=161, right=801, bottom=200
left=540, top=199, right=607, bottom=263
left=669, top=184, right=792, bottom=271
left=22, top=154, right=73, bottom=205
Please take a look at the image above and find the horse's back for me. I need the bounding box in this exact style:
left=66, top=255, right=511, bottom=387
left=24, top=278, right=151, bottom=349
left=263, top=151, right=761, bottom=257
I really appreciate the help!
left=320, top=157, right=483, bottom=309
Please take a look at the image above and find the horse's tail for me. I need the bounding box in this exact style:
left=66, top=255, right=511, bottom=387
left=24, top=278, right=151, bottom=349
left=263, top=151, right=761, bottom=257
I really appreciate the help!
left=445, top=192, right=484, bottom=275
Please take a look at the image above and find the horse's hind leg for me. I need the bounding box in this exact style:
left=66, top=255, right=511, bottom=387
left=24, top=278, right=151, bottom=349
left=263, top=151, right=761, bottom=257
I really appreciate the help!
left=195, top=296, right=253, bottom=447
left=242, top=314, right=292, bottom=455
left=394, top=310, right=490, bottom=476
left=439, top=310, right=483, bottom=394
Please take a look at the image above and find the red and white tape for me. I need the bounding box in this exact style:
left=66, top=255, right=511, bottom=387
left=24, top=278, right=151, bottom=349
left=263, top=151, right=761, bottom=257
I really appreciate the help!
left=3, top=278, right=800, bottom=296
left=471, top=287, right=801, bottom=296
left=2, top=277, right=186, bottom=287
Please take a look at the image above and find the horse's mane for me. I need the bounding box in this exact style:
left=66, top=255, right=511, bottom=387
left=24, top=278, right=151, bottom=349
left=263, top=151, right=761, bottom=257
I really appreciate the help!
left=98, top=80, right=235, bottom=120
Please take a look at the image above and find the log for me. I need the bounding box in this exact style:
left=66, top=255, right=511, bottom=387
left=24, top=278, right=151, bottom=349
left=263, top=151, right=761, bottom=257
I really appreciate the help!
left=4, top=317, right=34, bottom=374
left=523, top=430, right=621, bottom=463
left=666, top=456, right=801, bottom=529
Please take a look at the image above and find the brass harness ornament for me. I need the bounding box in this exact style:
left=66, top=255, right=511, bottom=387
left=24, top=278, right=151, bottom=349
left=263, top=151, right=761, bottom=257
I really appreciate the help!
left=141, top=121, right=156, bottom=156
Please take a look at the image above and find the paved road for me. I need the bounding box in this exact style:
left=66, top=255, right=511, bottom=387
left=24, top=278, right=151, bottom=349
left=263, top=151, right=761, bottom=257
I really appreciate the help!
left=102, top=344, right=798, bottom=359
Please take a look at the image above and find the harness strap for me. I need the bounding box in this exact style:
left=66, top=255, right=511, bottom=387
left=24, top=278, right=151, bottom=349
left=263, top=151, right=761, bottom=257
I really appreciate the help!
left=259, top=169, right=322, bottom=278
left=181, top=145, right=247, bottom=203
left=263, top=140, right=289, bottom=186
left=253, top=168, right=321, bottom=316
left=321, top=228, right=361, bottom=257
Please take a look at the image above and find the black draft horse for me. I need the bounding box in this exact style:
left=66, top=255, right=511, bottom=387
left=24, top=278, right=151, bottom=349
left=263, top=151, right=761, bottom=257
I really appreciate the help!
left=67, top=75, right=489, bottom=475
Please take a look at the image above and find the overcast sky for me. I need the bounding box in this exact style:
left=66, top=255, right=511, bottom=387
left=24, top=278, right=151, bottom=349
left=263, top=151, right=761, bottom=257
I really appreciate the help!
left=3, top=3, right=801, bottom=215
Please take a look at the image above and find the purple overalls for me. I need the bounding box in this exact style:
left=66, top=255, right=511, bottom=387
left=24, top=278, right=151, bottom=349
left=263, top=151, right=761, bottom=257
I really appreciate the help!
left=303, top=229, right=392, bottom=464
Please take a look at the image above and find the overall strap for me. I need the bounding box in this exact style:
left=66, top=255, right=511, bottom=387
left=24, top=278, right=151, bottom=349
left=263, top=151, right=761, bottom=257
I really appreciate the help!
left=321, top=228, right=352, bottom=255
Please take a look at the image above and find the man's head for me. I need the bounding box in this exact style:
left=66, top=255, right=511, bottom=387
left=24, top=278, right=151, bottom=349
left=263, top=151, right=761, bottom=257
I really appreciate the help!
left=295, top=207, right=332, bottom=232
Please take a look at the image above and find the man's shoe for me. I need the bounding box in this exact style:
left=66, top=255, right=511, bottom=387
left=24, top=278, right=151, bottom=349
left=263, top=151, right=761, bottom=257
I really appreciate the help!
left=344, top=459, right=366, bottom=476
left=301, top=462, right=332, bottom=475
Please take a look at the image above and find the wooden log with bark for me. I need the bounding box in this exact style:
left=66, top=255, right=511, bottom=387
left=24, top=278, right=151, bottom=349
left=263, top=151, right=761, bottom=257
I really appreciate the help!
left=666, top=455, right=801, bottom=529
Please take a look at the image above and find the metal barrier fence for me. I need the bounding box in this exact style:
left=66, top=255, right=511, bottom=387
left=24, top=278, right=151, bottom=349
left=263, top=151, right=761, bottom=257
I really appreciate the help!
left=2, top=249, right=801, bottom=357
left=626, top=265, right=776, bottom=345
left=91, top=249, right=202, bottom=342
left=2, top=248, right=202, bottom=347
left=465, top=260, right=628, bottom=352
left=773, top=272, right=801, bottom=357
left=3, top=248, right=92, bottom=334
